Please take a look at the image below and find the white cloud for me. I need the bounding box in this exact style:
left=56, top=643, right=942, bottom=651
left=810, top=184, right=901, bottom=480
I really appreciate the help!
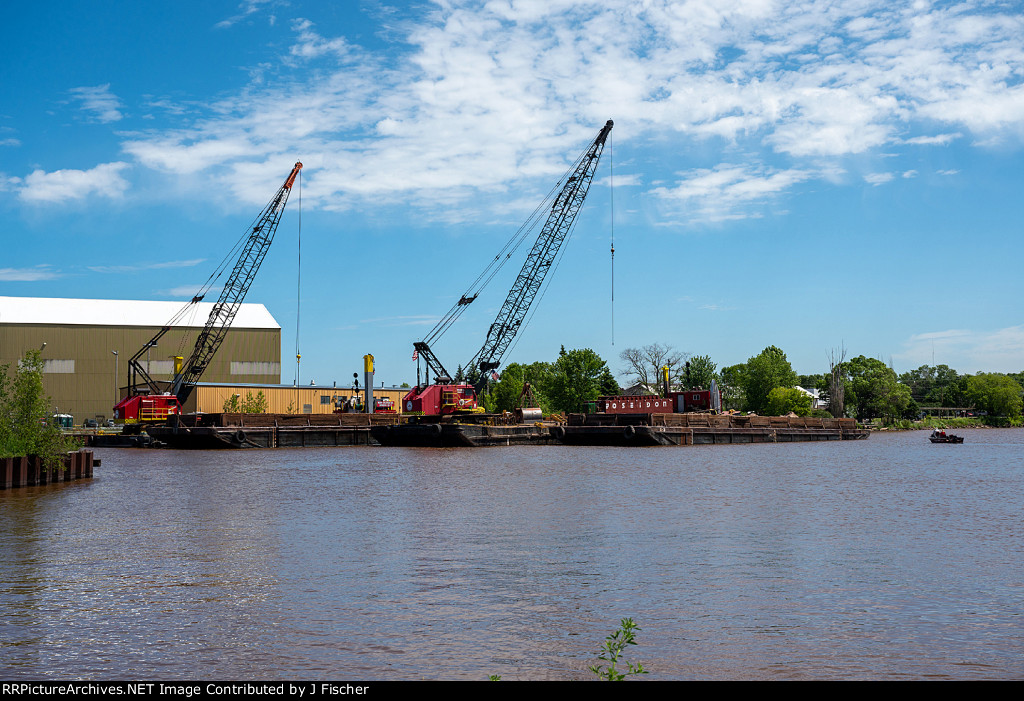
left=164, top=285, right=223, bottom=298
left=864, top=172, right=895, bottom=186
left=69, top=84, right=124, bottom=123
left=650, top=164, right=813, bottom=222
left=357, top=315, right=441, bottom=327
left=289, top=18, right=353, bottom=60
left=896, top=326, right=1024, bottom=374
left=216, top=0, right=278, bottom=29
left=19, top=162, right=131, bottom=204
left=40, top=1, right=1024, bottom=219
left=904, top=133, right=962, bottom=146
left=88, top=259, right=207, bottom=274
left=0, top=266, right=60, bottom=281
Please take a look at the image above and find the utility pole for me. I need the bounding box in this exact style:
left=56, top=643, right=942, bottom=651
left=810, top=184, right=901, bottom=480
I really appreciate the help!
left=112, top=350, right=119, bottom=406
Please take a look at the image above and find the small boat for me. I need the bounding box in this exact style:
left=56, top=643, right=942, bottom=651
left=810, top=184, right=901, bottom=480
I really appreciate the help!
left=929, top=430, right=964, bottom=444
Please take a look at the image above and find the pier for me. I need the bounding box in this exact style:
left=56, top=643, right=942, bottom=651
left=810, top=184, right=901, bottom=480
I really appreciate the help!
left=1, top=450, right=96, bottom=489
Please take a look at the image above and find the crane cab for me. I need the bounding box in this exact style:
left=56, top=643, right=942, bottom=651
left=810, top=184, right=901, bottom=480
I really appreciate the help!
left=401, top=383, right=480, bottom=416
left=113, top=394, right=182, bottom=424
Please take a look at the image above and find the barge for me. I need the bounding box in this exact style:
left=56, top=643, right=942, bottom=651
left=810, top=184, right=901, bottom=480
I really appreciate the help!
left=555, top=413, right=866, bottom=446
left=146, top=412, right=401, bottom=449
left=372, top=420, right=556, bottom=447
left=371, top=412, right=868, bottom=447
left=121, top=409, right=868, bottom=449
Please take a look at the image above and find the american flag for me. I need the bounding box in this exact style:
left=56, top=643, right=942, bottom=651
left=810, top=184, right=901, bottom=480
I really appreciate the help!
left=491, top=370, right=499, bottom=381
left=412, top=350, right=419, bottom=360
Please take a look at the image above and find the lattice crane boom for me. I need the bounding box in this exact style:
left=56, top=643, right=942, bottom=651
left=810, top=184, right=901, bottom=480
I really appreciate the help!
left=403, top=121, right=612, bottom=415
left=468, top=119, right=613, bottom=380
left=170, top=161, right=303, bottom=405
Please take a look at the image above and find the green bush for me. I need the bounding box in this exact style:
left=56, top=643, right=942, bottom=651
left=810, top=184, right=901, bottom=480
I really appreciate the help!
left=589, top=618, right=648, bottom=681
left=0, top=350, right=79, bottom=467
left=223, top=390, right=269, bottom=414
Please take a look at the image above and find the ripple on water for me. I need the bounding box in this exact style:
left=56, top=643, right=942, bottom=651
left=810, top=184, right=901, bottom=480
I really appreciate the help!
left=1, top=431, right=1022, bottom=679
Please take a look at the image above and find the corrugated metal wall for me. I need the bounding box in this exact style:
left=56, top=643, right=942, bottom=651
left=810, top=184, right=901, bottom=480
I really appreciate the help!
left=0, top=323, right=281, bottom=423
left=185, top=386, right=410, bottom=415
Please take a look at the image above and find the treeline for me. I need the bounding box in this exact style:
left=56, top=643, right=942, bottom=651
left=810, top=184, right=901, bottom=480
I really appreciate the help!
left=460, top=341, right=1023, bottom=423
left=470, top=346, right=620, bottom=415
left=0, top=350, right=79, bottom=465
left=611, top=342, right=1024, bottom=423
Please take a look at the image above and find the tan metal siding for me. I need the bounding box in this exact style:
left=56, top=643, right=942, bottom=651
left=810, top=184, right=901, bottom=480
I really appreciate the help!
left=1, top=323, right=281, bottom=422
left=185, top=386, right=409, bottom=415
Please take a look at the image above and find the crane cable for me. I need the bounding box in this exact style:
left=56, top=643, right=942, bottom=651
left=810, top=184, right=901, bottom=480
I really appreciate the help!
left=421, top=175, right=562, bottom=346
left=493, top=132, right=614, bottom=365
left=295, top=167, right=302, bottom=387
left=167, top=193, right=281, bottom=360
left=468, top=127, right=612, bottom=370
left=420, top=145, right=592, bottom=348
left=610, top=129, right=615, bottom=347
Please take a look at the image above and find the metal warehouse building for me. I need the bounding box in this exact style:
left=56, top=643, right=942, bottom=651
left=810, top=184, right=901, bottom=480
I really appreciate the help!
left=0, top=296, right=281, bottom=423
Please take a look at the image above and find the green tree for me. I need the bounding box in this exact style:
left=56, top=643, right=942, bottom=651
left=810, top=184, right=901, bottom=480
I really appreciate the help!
left=743, top=346, right=797, bottom=415
left=487, top=363, right=525, bottom=413
left=241, top=391, right=269, bottom=414
left=546, top=347, right=614, bottom=413
left=965, top=373, right=1023, bottom=419
left=684, top=354, right=717, bottom=390
left=598, top=366, right=620, bottom=397
left=900, top=364, right=961, bottom=405
left=486, top=364, right=533, bottom=412
left=797, top=374, right=824, bottom=391
left=846, top=356, right=912, bottom=422
left=0, top=350, right=77, bottom=466
left=719, top=363, right=748, bottom=411
left=484, top=362, right=555, bottom=414
left=222, top=394, right=241, bottom=412
left=764, top=387, right=812, bottom=416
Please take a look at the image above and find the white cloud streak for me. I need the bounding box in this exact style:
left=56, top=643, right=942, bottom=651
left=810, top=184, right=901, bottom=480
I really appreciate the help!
left=897, top=326, right=1024, bottom=374
left=30, top=1, right=1024, bottom=220
left=164, top=285, right=223, bottom=298
left=87, top=259, right=207, bottom=274
left=216, top=0, right=278, bottom=29
left=69, top=84, right=124, bottom=123
left=0, top=266, right=61, bottom=281
left=19, top=162, right=131, bottom=204
left=650, top=164, right=815, bottom=221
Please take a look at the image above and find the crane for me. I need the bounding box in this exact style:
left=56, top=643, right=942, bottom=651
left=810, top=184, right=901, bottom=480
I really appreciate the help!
left=405, top=120, right=613, bottom=416
left=114, top=161, right=303, bottom=423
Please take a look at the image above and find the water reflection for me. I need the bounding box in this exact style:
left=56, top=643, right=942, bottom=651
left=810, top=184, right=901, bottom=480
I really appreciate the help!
left=1, top=429, right=1022, bottom=679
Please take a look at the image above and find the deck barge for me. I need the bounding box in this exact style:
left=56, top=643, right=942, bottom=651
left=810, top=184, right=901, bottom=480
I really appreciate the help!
left=372, top=413, right=868, bottom=447
left=555, top=413, right=866, bottom=446
left=146, top=412, right=401, bottom=449
left=128, top=412, right=867, bottom=449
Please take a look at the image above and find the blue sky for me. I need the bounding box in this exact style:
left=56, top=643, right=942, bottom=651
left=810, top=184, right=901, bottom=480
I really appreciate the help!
left=3, top=0, right=1023, bottom=387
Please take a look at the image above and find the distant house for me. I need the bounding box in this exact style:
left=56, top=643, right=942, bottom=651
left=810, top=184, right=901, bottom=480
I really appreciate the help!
left=795, top=385, right=827, bottom=410
left=620, top=382, right=661, bottom=396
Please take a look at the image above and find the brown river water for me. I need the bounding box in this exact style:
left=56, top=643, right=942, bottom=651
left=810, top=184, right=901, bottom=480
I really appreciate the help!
left=1, top=429, right=1022, bottom=680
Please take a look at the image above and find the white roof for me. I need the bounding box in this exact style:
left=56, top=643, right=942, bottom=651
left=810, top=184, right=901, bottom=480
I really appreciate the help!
left=0, top=296, right=280, bottom=330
